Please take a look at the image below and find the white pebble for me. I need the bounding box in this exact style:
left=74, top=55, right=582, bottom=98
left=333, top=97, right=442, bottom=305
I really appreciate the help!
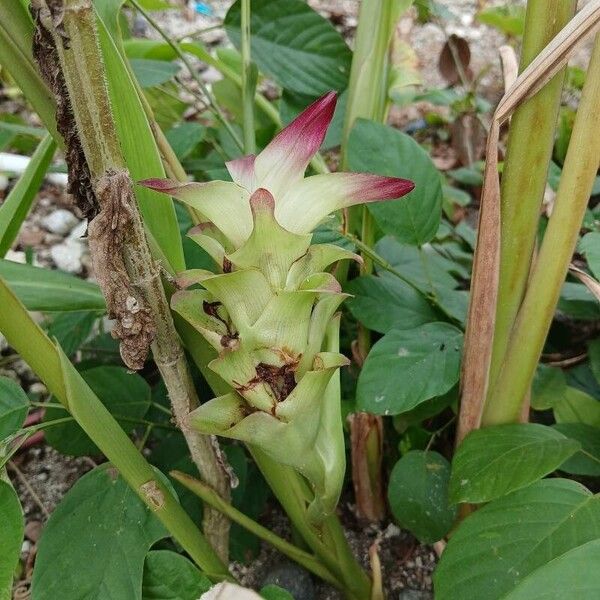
left=41, top=209, right=79, bottom=236
left=51, top=240, right=84, bottom=273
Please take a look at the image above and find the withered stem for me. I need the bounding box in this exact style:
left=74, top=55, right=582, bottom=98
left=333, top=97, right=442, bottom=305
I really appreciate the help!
left=32, top=0, right=230, bottom=561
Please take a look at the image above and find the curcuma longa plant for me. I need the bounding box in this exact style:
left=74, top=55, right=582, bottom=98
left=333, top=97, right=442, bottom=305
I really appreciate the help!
left=143, top=92, right=413, bottom=521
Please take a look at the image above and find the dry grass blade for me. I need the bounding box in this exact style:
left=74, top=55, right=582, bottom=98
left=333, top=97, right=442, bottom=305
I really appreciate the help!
left=569, top=264, right=600, bottom=301
left=458, top=0, right=600, bottom=445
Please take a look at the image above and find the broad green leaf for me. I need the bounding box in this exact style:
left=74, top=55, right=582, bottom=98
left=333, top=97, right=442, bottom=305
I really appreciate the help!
left=142, top=550, right=211, bottom=600
left=0, top=377, right=29, bottom=442
left=0, top=481, right=23, bottom=600
left=345, top=273, right=437, bottom=333
left=44, top=366, right=151, bottom=456
left=348, top=120, right=443, bottom=246
left=434, top=479, right=600, bottom=600
left=46, top=311, right=99, bottom=356
left=531, top=364, right=567, bottom=410
left=0, top=134, right=56, bottom=257
left=502, top=539, right=600, bottom=600
left=450, top=424, right=580, bottom=504
left=554, top=386, right=600, bottom=427
left=558, top=282, right=600, bottom=320
left=260, top=585, right=295, bottom=600
left=388, top=450, right=456, bottom=543
left=95, top=6, right=185, bottom=273
left=0, top=260, right=106, bottom=312
left=554, top=423, right=600, bottom=476
left=580, top=231, right=600, bottom=279
left=129, top=58, right=180, bottom=88
left=356, top=322, right=462, bottom=415
left=225, top=0, right=352, bottom=96
left=31, top=465, right=167, bottom=600
left=165, top=122, right=206, bottom=161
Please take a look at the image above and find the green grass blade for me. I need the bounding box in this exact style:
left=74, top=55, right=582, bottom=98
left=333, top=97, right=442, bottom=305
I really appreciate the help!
left=0, top=134, right=56, bottom=257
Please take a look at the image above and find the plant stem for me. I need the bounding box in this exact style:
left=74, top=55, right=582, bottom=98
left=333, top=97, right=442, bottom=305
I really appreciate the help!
left=0, top=279, right=230, bottom=579
left=127, top=0, right=243, bottom=152
left=485, top=0, right=576, bottom=414
left=34, top=0, right=231, bottom=561
left=240, top=0, right=255, bottom=155
left=170, top=470, right=344, bottom=590
left=484, top=33, right=600, bottom=425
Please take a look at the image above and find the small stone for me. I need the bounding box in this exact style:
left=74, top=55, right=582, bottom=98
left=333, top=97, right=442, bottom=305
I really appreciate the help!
left=29, top=382, right=48, bottom=395
left=0, top=173, right=9, bottom=191
left=68, top=219, right=88, bottom=241
left=21, top=540, right=32, bottom=556
left=0, top=333, right=7, bottom=352
left=50, top=239, right=85, bottom=273
left=41, top=209, right=79, bottom=235
left=5, top=249, right=27, bottom=264
left=261, top=561, right=315, bottom=600
left=398, top=589, right=433, bottom=600
left=19, top=227, right=45, bottom=247
left=25, top=520, right=42, bottom=542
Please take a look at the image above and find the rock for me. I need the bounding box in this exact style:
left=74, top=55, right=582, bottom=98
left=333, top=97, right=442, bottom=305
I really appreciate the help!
left=398, top=589, right=433, bottom=600
left=29, top=382, right=48, bottom=395
left=0, top=173, right=9, bottom=192
left=68, top=219, right=88, bottom=241
left=5, top=249, right=27, bottom=264
left=261, top=561, right=315, bottom=600
left=0, top=333, right=8, bottom=352
left=41, top=209, right=79, bottom=236
left=50, top=240, right=84, bottom=273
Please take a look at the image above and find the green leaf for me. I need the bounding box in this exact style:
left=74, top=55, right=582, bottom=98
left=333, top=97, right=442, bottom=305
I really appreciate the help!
left=356, top=322, right=462, bottom=415
left=0, top=481, right=23, bottom=600
left=345, top=273, right=437, bottom=334
left=531, top=364, right=567, bottom=410
left=388, top=450, right=456, bottom=543
left=434, top=479, right=600, bottom=600
left=0, top=377, right=29, bottom=442
left=32, top=465, right=167, bottom=600
left=502, top=539, right=600, bottom=600
left=553, top=423, right=600, bottom=477
left=449, top=424, right=580, bottom=504
left=95, top=6, right=185, bottom=273
left=348, top=120, right=443, bottom=246
left=554, top=386, right=600, bottom=428
left=165, top=122, right=206, bottom=161
left=129, top=58, right=180, bottom=88
left=375, top=236, right=458, bottom=292
left=476, top=6, right=526, bottom=36
left=142, top=550, right=211, bottom=600
left=579, top=231, right=600, bottom=279
left=590, top=339, right=600, bottom=383
left=44, top=366, right=151, bottom=456
left=558, top=282, right=600, bottom=320
left=224, top=0, right=352, bottom=96
left=0, top=260, right=106, bottom=312
left=260, top=585, right=295, bottom=600
left=0, top=134, right=56, bottom=257
left=46, top=311, right=99, bottom=356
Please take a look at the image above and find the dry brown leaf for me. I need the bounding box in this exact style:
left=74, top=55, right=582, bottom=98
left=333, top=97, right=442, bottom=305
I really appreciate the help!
left=569, top=264, right=600, bottom=301
left=438, top=34, right=472, bottom=85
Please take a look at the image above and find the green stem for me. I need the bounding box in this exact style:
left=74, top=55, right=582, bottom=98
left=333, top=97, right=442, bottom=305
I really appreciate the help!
left=0, top=278, right=230, bottom=579
left=484, top=33, right=600, bottom=425
left=171, top=470, right=344, bottom=590
left=128, top=0, right=244, bottom=152
left=485, top=0, right=576, bottom=416
left=240, top=0, right=255, bottom=155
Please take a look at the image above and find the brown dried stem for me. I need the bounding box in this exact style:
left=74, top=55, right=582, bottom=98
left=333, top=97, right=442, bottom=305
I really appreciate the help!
left=31, top=0, right=231, bottom=561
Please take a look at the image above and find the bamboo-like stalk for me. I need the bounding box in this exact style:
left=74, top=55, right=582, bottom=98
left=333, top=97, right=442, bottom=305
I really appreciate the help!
left=32, top=0, right=231, bottom=561
left=485, top=0, right=576, bottom=413
left=340, top=0, right=404, bottom=522
left=0, top=279, right=230, bottom=579
left=484, top=33, right=600, bottom=424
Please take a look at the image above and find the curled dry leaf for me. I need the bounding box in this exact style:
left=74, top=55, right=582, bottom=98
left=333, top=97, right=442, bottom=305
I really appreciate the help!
left=438, top=34, right=472, bottom=85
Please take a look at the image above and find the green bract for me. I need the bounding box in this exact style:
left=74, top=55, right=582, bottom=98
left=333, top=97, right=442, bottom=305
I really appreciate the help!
left=142, top=92, right=413, bottom=520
